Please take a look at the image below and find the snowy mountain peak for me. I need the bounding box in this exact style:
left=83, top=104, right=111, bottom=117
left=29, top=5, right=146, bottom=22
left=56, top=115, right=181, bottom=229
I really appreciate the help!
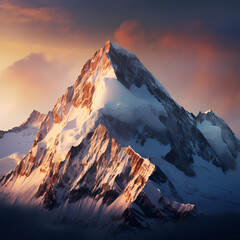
left=74, top=41, right=170, bottom=99
left=198, top=109, right=229, bottom=127
left=106, top=40, right=137, bottom=58
left=0, top=110, right=45, bottom=178
left=0, top=110, right=45, bottom=135
left=199, top=109, right=220, bottom=119
left=103, top=40, right=135, bottom=56
left=1, top=42, right=240, bottom=231
left=196, top=110, right=240, bottom=171
left=204, top=109, right=212, bottom=114
left=21, top=110, right=46, bottom=128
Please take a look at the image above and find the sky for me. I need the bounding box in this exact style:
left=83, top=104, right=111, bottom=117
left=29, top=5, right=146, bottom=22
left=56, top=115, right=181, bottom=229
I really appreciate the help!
left=0, top=0, right=239, bottom=136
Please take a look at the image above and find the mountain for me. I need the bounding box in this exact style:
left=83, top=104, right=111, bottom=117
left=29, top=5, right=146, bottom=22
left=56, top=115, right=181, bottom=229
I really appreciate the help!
left=0, top=41, right=240, bottom=231
left=196, top=110, right=240, bottom=170
left=0, top=110, right=45, bottom=178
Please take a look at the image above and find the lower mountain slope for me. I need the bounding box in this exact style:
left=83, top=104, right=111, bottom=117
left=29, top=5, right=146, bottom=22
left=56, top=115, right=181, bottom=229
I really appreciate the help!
left=0, top=124, right=194, bottom=229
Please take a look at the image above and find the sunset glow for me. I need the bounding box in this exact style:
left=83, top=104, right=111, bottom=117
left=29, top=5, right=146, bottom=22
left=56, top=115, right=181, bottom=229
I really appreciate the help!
left=0, top=0, right=239, bottom=136
left=1, top=2, right=240, bottom=238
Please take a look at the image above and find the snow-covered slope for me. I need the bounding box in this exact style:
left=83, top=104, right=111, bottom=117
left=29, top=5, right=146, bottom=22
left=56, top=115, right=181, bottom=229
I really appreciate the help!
left=196, top=110, right=240, bottom=171
left=0, top=41, right=239, bottom=231
left=0, top=110, right=45, bottom=178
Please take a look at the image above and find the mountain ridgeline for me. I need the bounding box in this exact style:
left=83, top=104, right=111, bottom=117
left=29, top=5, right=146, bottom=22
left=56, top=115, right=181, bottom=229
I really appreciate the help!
left=0, top=41, right=240, bottom=231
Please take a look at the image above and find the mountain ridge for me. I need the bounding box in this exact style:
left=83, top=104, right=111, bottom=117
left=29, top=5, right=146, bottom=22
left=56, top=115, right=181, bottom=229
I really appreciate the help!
left=0, top=110, right=45, bottom=178
left=0, top=41, right=239, bottom=231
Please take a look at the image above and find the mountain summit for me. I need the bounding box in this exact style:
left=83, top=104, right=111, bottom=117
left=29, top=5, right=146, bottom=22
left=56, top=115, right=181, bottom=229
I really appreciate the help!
left=0, top=41, right=240, bottom=230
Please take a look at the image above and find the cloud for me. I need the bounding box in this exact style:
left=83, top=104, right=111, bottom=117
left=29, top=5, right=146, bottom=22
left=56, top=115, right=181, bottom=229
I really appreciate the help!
left=114, top=20, right=240, bottom=135
left=114, top=20, right=146, bottom=49
left=0, top=1, right=71, bottom=24
left=156, top=26, right=240, bottom=135
left=0, top=0, right=89, bottom=51
left=0, top=53, right=74, bottom=129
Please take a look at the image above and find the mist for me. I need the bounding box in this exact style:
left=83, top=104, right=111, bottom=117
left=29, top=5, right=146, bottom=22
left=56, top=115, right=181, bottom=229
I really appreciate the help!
left=0, top=202, right=239, bottom=240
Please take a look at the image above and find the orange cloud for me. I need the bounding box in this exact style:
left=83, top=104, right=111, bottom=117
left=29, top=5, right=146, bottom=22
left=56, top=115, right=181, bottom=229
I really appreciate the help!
left=114, top=20, right=146, bottom=49
left=0, top=1, right=71, bottom=23
left=157, top=29, right=240, bottom=135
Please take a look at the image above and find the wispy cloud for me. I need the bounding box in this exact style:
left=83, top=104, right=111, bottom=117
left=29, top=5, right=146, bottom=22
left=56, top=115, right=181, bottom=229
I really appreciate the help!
left=0, top=53, right=74, bottom=129
left=0, top=1, right=71, bottom=24
left=114, top=20, right=147, bottom=49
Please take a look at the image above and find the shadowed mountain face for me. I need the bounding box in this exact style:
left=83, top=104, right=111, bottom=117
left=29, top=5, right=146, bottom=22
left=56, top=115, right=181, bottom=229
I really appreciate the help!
left=0, top=41, right=240, bottom=231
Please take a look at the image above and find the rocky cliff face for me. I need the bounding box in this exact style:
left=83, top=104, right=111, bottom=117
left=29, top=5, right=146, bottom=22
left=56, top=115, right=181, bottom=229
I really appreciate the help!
left=0, top=41, right=239, bottom=230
